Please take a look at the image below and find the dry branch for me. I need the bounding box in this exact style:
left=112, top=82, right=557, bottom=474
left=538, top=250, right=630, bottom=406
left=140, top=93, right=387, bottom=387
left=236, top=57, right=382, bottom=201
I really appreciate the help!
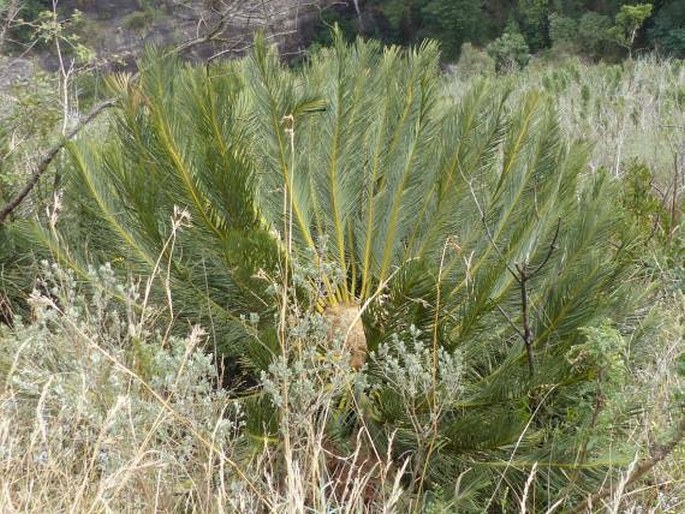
left=0, top=99, right=115, bottom=226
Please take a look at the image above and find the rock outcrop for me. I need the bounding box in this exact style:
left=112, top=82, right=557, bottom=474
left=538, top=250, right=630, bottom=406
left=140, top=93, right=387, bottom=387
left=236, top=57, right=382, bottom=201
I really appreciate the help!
left=59, top=0, right=342, bottom=63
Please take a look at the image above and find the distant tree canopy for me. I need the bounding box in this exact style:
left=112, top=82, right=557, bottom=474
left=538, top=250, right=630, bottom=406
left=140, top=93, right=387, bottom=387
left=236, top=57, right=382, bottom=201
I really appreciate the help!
left=314, top=0, right=685, bottom=62
left=649, top=0, right=685, bottom=57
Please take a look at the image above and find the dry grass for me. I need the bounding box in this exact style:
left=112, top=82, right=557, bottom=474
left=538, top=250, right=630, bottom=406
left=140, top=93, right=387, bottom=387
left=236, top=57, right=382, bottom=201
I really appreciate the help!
left=450, top=55, right=685, bottom=184
left=0, top=260, right=409, bottom=513
left=0, top=262, right=682, bottom=513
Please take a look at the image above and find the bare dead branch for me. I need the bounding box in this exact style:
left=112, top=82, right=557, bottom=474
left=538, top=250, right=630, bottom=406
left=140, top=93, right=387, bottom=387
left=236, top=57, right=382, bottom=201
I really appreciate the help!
left=517, top=262, right=535, bottom=376
left=464, top=170, right=564, bottom=376
left=494, top=302, right=526, bottom=341
left=170, top=10, right=232, bottom=55
left=0, top=99, right=116, bottom=226
left=207, top=28, right=300, bottom=62
left=0, top=0, right=21, bottom=49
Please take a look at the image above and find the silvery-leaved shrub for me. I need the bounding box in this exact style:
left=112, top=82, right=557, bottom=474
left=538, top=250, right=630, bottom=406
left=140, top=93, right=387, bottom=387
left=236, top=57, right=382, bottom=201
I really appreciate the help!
left=374, top=325, right=463, bottom=402
left=0, top=261, right=243, bottom=511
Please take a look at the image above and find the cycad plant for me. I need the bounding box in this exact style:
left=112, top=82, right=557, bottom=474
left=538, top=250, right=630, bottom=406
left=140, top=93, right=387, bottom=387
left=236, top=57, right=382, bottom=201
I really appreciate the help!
left=44, top=32, right=646, bottom=509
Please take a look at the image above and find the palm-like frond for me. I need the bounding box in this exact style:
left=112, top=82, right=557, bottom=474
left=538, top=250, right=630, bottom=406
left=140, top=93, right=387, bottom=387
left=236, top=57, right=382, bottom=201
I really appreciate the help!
left=39, top=33, right=645, bottom=510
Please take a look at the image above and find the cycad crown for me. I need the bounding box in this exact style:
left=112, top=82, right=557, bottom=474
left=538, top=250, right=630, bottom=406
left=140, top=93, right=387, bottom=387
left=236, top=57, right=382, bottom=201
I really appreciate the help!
left=49, top=32, right=639, bottom=509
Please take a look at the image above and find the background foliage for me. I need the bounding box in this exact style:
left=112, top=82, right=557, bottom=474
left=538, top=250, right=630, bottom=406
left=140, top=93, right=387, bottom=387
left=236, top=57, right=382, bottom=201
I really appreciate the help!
left=315, top=0, right=685, bottom=62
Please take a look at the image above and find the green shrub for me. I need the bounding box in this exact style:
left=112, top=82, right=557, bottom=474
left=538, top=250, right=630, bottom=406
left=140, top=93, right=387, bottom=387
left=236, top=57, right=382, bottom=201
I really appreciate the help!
left=621, top=160, right=684, bottom=274
left=577, top=11, right=613, bottom=58
left=486, top=24, right=530, bottom=71
left=549, top=12, right=578, bottom=50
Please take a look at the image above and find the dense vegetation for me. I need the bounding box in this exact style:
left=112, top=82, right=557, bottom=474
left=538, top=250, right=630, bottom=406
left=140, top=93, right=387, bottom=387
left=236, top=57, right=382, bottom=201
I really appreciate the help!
left=3, top=0, right=685, bottom=65
left=0, top=3, right=683, bottom=511
left=316, top=0, right=685, bottom=61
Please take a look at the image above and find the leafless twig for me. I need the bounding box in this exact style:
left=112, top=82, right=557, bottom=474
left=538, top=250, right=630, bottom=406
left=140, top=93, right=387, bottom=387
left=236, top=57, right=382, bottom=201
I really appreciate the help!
left=465, top=172, right=562, bottom=376
left=0, top=99, right=115, bottom=226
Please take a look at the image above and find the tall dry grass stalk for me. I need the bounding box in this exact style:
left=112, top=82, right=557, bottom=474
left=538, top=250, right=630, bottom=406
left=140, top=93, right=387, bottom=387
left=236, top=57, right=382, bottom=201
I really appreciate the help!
left=0, top=206, right=409, bottom=512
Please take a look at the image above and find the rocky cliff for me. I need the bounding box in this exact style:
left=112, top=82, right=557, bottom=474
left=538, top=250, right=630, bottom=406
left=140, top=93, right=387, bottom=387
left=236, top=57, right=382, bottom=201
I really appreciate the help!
left=58, top=0, right=341, bottom=64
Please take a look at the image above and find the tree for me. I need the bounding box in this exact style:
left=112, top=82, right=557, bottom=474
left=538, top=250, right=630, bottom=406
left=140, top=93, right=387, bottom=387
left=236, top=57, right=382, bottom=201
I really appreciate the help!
left=35, top=33, right=650, bottom=509
left=345, top=0, right=490, bottom=61
left=549, top=12, right=579, bottom=50
left=517, top=0, right=552, bottom=51
left=610, top=3, right=654, bottom=57
left=577, top=11, right=613, bottom=58
left=420, top=0, right=486, bottom=60
left=648, top=0, right=685, bottom=58
left=486, top=23, right=530, bottom=71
